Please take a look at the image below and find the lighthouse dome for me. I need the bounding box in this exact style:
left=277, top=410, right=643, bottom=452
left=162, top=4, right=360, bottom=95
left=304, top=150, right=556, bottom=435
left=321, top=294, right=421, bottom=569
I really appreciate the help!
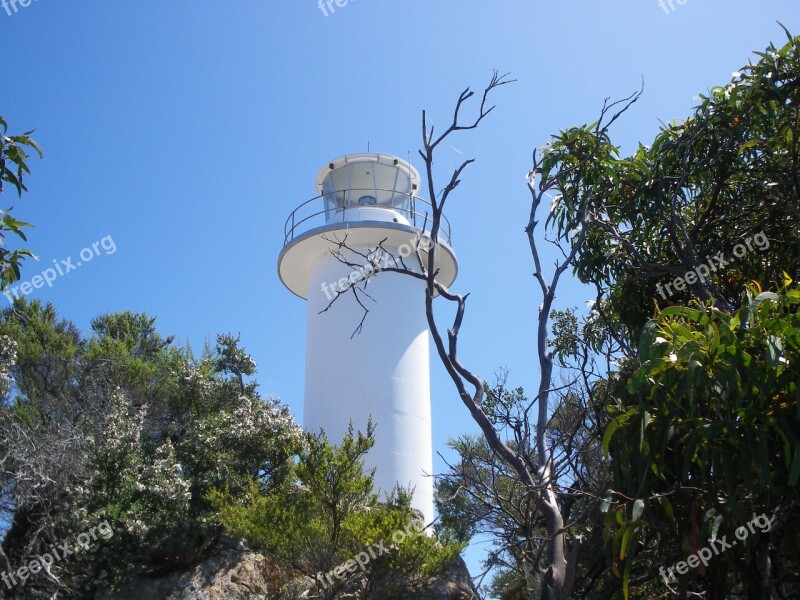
left=315, top=153, right=419, bottom=223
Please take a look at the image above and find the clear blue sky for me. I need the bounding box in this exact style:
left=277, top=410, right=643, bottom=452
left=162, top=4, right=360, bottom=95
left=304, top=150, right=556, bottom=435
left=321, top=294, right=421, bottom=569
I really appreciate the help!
left=2, top=0, right=797, bottom=587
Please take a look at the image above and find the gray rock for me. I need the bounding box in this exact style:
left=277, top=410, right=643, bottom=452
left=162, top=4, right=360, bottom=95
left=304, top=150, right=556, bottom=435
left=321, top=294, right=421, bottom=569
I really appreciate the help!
left=96, top=540, right=480, bottom=600
left=95, top=538, right=272, bottom=600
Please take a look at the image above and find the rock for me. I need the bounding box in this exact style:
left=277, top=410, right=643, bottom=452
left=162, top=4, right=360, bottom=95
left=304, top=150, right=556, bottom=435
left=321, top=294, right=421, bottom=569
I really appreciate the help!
left=367, top=555, right=482, bottom=600
left=96, top=539, right=480, bottom=599
left=165, top=547, right=270, bottom=600
left=415, top=556, right=482, bottom=599
left=95, top=537, right=273, bottom=600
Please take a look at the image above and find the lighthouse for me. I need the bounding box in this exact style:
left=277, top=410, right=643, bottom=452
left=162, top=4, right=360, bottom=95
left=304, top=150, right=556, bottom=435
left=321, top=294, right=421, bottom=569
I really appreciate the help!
left=278, top=153, right=458, bottom=524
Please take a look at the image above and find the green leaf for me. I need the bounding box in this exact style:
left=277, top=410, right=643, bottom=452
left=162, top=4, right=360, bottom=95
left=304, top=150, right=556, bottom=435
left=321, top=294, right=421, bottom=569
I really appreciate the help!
left=753, top=292, right=781, bottom=307
left=738, top=138, right=761, bottom=153
left=603, top=410, right=632, bottom=456
left=659, top=496, right=675, bottom=522
left=622, top=548, right=633, bottom=600
left=619, top=524, right=634, bottom=561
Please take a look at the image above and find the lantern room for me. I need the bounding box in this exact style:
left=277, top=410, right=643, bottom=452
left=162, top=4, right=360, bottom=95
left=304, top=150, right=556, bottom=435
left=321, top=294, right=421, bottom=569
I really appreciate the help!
left=315, top=153, right=420, bottom=224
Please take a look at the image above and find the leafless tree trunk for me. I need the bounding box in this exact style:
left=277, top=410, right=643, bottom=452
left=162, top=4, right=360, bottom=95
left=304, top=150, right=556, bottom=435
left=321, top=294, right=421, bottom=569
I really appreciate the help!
left=323, top=74, right=641, bottom=599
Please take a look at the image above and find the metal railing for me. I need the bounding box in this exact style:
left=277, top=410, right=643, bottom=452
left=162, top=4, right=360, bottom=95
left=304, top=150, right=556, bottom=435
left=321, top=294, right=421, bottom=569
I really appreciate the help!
left=283, top=189, right=452, bottom=246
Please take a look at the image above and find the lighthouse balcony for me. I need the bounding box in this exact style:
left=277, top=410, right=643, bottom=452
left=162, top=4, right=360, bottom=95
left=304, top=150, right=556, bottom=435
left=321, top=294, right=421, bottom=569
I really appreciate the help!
left=282, top=190, right=452, bottom=247
left=277, top=153, right=458, bottom=300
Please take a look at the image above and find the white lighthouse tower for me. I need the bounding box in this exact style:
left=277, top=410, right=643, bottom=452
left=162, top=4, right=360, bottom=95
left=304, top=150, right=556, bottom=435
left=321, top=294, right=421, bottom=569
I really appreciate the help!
left=278, top=153, right=458, bottom=524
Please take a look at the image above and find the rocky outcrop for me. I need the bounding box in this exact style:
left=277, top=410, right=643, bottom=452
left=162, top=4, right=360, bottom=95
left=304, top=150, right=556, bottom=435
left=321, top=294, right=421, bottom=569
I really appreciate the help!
left=95, top=537, right=273, bottom=600
left=396, top=556, right=481, bottom=599
left=96, top=538, right=481, bottom=600
left=416, top=556, right=480, bottom=600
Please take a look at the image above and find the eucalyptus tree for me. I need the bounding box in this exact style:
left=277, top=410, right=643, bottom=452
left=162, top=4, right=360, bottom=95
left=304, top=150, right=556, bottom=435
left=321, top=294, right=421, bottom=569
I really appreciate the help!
left=0, top=117, right=40, bottom=289
left=531, top=29, right=800, bottom=599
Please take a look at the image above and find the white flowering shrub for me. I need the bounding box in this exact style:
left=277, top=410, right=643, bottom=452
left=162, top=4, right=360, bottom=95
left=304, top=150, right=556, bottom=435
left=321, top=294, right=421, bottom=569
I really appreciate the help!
left=0, top=302, right=302, bottom=598
left=0, top=334, right=17, bottom=396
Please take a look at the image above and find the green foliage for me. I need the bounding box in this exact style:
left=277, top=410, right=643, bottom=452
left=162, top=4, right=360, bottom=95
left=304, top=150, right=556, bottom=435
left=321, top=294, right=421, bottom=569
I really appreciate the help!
left=603, top=280, right=800, bottom=597
left=437, top=431, right=541, bottom=598
left=0, top=117, right=41, bottom=198
left=0, top=299, right=303, bottom=597
left=211, top=422, right=463, bottom=597
left=548, top=308, right=581, bottom=366
left=0, top=299, right=79, bottom=400
left=437, top=433, right=528, bottom=544
left=531, top=30, right=800, bottom=599
left=214, top=332, right=257, bottom=393
left=0, top=117, right=40, bottom=289
left=542, top=32, right=800, bottom=341
left=438, top=381, right=610, bottom=599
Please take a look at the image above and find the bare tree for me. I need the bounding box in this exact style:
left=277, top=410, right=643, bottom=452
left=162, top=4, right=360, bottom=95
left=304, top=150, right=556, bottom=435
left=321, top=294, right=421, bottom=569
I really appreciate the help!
left=322, top=74, right=641, bottom=599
